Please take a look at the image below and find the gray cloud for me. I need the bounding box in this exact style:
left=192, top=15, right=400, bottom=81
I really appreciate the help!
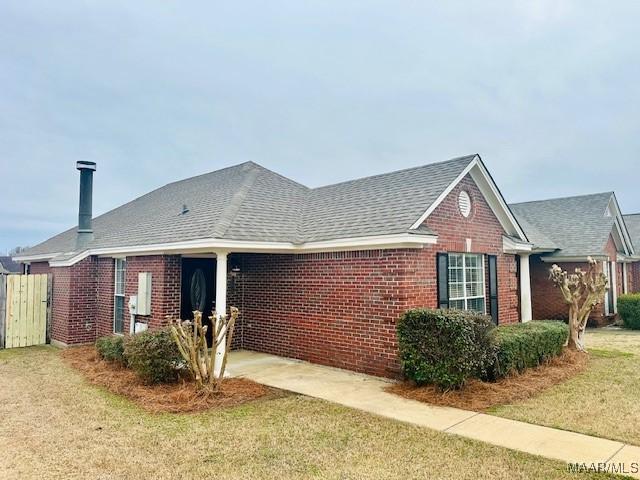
left=1, top=0, right=639, bottom=253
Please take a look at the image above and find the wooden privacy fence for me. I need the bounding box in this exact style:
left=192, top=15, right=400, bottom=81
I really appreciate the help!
left=2, top=274, right=51, bottom=349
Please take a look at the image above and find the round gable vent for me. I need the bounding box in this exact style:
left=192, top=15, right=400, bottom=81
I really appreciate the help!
left=458, top=191, right=472, bottom=217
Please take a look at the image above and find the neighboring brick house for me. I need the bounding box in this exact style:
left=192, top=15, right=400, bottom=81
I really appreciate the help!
left=15, top=155, right=534, bottom=377
left=510, top=193, right=636, bottom=325
left=0, top=256, right=21, bottom=275
left=623, top=214, right=640, bottom=293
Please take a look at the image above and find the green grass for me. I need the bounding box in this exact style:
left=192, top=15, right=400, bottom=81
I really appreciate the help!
left=490, top=328, right=640, bottom=446
left=0, top=346, right=618, bottom=479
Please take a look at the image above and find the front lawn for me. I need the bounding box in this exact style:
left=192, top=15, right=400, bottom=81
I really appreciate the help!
left=490, top=328, right=640, bottom=446
left=0, top=347, right=615, bottom=480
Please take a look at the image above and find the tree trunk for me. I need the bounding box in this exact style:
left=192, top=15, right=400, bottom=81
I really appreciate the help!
left=566, top=308, right=586, bottom=352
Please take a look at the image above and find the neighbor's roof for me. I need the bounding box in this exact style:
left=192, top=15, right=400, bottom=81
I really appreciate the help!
left=510, top=192, right=620, bottom=258
left=0, top=256, right=21, bottom=274
left=623, top=214, right=640, bottom=251
left=20, top=155, right=484, bottom=259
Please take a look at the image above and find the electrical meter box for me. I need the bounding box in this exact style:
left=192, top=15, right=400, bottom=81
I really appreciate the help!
left=137, top=272, right=152, bottom=315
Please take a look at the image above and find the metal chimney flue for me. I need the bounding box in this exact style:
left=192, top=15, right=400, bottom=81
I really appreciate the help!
left=76, top=161, right=96, bottom=248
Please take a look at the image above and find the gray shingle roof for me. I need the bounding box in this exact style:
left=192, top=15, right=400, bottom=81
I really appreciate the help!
left=21, top=155, right=478, bottom=258
left=510, top=192, right=616, bottom=257
left=623, top=214, right=640, bottom=251
left=0, top=256, right=21, bottom=273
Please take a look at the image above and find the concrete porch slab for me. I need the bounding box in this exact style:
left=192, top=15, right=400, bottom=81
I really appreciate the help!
left=228, top=349, right=477, bottom=431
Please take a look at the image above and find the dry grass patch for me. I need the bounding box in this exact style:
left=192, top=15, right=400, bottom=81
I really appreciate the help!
left=0, top=347, right=616, bottom=480
left=491, top=331, right=640, bottom=445
left=387, top=349, right=588, bottom=411
left=61, top=345, right=281, bottom=413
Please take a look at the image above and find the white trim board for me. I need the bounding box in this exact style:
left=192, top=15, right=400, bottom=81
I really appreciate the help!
left=503, top=236, right=534, bottom=254
left=539, top=255, right=609, bottom=263
left=45, top=232, right=439, bottom=267
left=609, top=194, right=635, bottom=255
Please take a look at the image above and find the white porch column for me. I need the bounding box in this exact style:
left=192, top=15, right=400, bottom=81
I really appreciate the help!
left=519, top=254, right=533, bottom=322
left=612, top=261, right=618, bottom=314
left=603, top=261, right=610, bottom=315
left=623, top=262, right=629, bottom=294
left=214, top=251, right=228, bottom=375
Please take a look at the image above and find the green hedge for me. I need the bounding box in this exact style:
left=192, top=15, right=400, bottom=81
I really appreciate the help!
left=485, top=321, right=568, bottom=380
left=397, top=309, right=496, bottom=390
left=95, top=335, right=126, bottom=365
left=618, top=294, right=640, bottom=330
left=123, top=328, right=182, bottom=384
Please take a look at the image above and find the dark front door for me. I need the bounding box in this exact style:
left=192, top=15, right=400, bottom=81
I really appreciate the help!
left=181, top=258, right=216, bottom=341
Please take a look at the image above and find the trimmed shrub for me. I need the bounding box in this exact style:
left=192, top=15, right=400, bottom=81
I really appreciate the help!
left=618, top=294, right=640, bottom=330
left=95, top=335, right=126, bottom=365
left=397, top=309, right=496, bottom=390
left=486, top=320, right=568, bottom=380
left=123, top=328, right=182, bottom=384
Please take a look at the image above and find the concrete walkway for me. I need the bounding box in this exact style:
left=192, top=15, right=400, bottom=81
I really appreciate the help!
left=228, top=350, right=639, bottom=476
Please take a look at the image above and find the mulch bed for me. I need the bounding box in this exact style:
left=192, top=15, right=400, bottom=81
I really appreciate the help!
left=386, top=349, right=589, bottom=411
left=61, top=346, right=284, bottom=413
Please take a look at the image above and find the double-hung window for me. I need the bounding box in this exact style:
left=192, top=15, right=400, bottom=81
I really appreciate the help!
left=114, top=258, right=126, bottom=334
left=448, top=253, right=485, bottom=313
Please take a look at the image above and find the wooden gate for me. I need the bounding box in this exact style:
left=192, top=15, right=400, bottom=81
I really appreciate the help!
left=3, top=274, right=50, bottom=348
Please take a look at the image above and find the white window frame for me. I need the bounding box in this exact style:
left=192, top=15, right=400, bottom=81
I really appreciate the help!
left=114, top=258, right=126, bottom=334
left=448, top=253, right=486, bottom=314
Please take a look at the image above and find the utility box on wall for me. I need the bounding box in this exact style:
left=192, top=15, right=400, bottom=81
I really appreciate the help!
left=137, top=272, right=152, bottom=316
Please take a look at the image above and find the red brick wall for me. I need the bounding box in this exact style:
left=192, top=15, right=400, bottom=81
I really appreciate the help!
left=50, top=257, right=97, bottom=345
left=230, top=250, right=422, bottom=377
left=422, top=175, right=520, bottom=324
left=631, top=262, right=640, bottom=293
left=29, top=262, right=51, bottom=275
left=95, top=257, right=115, bottom=337
left=230, top=174, right=521, bottom=378
left=123, top=255, right=181, bottom=331
left=50, top=255, right=181, bottom=344
left=530, top=257, right=611, bottom=324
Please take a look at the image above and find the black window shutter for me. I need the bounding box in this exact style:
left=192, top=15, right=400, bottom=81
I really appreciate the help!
left=488, top=255, right=499, bottom=325
left=437, top=253, right=449, bottom=309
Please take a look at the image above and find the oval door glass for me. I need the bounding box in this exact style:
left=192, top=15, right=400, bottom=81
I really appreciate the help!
left=190, top=268, right=207, bottom=313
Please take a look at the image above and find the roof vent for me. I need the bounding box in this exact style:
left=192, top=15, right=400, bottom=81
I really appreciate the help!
left=181, top=204, right=189, bottom=215
left=458, top=191, right=472, bottom=218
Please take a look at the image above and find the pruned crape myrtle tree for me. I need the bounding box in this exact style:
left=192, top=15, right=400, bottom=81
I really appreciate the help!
left=549, top=258, right=608, bottom=352
left=169, top=307, right=239, bottom=393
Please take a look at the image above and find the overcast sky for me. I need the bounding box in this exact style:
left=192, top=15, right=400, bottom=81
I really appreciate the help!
left=1, top=1, right=639, bottom=254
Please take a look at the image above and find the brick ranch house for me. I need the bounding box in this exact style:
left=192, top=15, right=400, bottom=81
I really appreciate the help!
left=16, top=154, right=540, bottom=377
left=509, top=193, right=638, bottom=325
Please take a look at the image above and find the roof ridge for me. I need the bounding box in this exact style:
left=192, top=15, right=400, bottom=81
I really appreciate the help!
left=510, top=191, right=613, bottom=206
left=244, top=162, right=310, bottom=190
left=208, top=163, right=262, bottom=238
left=309, top=154, right=477, bottom=191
